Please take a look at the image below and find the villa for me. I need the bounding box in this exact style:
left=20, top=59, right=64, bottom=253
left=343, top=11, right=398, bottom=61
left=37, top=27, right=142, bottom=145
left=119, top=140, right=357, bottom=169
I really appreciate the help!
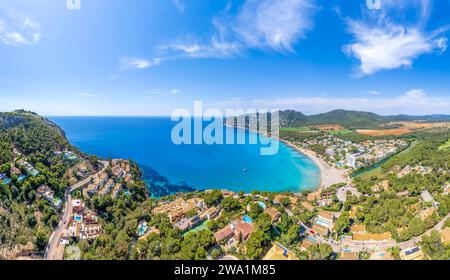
left=264, top=208, right=281, bottom=223
left=263, top=243, right=298, bottom=261
left=214, top=225, right=234, bottom=243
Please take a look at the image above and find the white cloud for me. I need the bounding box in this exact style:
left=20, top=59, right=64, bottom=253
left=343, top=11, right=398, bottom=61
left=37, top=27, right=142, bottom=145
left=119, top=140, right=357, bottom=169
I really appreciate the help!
left=173, top=0, right=186, bottom=14
left=142, top=88, right=181, bottom=98
left=211, top=89, right=450, bottom=115
left=0, top=8, right=41, bottom=46
left=231, top=0, right=316, bottom=52
left=343, top=0, right=449, bottom=76
left=75, top=92, right=104, bottom=98
left=120, top=57, right=161, bottom=69
left=157, top=0, right=317, bottom=60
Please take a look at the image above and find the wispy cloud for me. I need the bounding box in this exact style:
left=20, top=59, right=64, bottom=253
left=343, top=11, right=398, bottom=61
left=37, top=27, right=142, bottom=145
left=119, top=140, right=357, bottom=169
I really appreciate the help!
left=120, top=56, right=161, bottom=70
left=156, top=0, right=317, bottom=61
left=173, top=0, right=186, bottom=14
left=0, top=7, right=41, bottom=46
left=343, top=0, right=449, bottom=76
left=141, top=88, right=181, bottom=98
left=210, top=89, right=450, bottom=115
left=75, top=92, right=104, bottom=98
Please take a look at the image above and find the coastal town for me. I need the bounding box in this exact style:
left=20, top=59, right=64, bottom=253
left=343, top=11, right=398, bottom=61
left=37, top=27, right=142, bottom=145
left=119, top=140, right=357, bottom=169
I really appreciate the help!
left=1, top=111, right=450, bottom=261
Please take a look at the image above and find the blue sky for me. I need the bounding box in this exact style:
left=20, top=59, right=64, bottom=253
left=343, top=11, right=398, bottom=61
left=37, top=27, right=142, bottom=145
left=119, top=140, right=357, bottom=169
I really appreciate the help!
left=0, top=0, right=449, bottom=116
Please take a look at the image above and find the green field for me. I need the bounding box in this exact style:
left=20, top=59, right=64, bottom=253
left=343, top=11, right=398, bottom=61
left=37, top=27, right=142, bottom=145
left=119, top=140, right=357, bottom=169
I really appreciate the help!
left=439, top=139, right=450, bottom=151
left=328, top=130, right=352, bottom=135
left=281, top=127, right=312, bottom=132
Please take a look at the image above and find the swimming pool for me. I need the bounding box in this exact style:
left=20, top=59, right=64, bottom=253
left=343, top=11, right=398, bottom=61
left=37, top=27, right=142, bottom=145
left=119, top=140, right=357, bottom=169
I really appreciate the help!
left=243, top=215, right=253, bottom=224
left=74, top=216, right=82, bottom=222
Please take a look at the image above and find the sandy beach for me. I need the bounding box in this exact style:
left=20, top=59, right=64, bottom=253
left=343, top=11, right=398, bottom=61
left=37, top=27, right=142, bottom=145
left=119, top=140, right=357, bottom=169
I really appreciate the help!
left=282, top=140, right=349, bottom=189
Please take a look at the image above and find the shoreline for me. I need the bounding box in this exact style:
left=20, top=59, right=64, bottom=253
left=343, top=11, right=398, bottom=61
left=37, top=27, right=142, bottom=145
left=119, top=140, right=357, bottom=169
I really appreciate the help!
left=225, top=124, right=348, bottom=190
left=280, top=140, right=349, bottom=190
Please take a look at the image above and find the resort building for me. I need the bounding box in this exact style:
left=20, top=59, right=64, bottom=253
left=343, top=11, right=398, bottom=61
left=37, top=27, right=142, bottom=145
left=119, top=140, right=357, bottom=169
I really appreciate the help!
left=299, top=238, right=315, bottom=252
left=152, top=198, right=204, bottom=223
left=263, top=243, right=298, bottom=261
left=350, top=225, right=367, bottom=235
left=264, top=208, right=281, bottom=223
left=68, top=201, right=101, bottom=241
left=301, top=201, right=315, bottom=212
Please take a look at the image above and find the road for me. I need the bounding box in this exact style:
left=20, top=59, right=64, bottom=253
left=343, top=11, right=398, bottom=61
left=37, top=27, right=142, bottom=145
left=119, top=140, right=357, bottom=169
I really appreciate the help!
left=44, top=161, right=109, bottom=260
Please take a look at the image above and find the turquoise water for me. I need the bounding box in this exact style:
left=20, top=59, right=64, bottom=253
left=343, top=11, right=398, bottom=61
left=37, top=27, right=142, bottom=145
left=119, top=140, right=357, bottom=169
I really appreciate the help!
left=50, top=117, right=320, bottom=196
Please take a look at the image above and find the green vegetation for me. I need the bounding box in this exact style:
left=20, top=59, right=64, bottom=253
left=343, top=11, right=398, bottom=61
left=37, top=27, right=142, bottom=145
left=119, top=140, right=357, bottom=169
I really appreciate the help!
left=328, top=130, right=352, bottom=135
left=0, top=111, right=74, bottom=257
left=439, top=138, right=450, bottom=151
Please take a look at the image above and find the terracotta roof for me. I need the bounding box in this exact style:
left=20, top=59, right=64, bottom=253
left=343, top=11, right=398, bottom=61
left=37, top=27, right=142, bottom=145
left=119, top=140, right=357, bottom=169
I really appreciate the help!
left=263, top=243, right=298, bottom=261
left=339, top=252, right=359, bottom=260
left=353, top=232, right=392, bottom=242
left=350, top=225, right=367, bottom=233
left=214, top=226, right=233, bottom=242
left=441, top=227, right=450, bottom=245
left=318, top=211, right=334, bottom=221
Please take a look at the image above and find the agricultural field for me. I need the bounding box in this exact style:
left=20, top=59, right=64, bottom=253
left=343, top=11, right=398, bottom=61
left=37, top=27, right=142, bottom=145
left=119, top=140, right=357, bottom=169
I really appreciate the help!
left=356, top=128, right=412, bottom=136
left=396, top=121, right=450, bottom=130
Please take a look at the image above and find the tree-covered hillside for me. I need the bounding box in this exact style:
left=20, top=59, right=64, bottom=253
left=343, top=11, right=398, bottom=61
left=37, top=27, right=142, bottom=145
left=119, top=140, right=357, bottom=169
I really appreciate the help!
left=0, top=110, right=69, bottom=164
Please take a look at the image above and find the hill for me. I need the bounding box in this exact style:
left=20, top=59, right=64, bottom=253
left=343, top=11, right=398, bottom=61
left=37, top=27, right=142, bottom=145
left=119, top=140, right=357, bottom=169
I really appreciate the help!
left=279, top=110, right=450, bottom=129
left=0, top=110, right=69, bottom=164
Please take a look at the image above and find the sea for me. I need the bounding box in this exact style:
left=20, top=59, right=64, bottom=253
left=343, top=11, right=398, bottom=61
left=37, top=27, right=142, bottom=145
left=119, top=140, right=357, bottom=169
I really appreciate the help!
left=50, top=117, right=320, bottom=197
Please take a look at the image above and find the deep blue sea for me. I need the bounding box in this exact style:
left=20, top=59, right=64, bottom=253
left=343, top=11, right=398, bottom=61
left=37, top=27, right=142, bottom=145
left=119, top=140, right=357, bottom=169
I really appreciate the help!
left=50, top=117, right=320, bottom=196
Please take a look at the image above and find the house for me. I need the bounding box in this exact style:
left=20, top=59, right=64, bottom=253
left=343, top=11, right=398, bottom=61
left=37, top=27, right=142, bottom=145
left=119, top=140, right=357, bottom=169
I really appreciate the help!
left=350, top=225, right=367, bottom=234
left=264, top=207, right=281, bottom=223
left=301, top=201, right=315, bottom=212
left=400, top=246, right=424, bottom=260
left=214, top=226, right=234, bottom=243
left=205, top=207, right=219, bottom=220
left=174, top=218, right=191, bottom=232
left=441, top=227, right=450, bottom=245
left=299, top=238, right=315, bottom=252
left=263, top=243, right=298, bottom=261
left=232, top=221, right=254, bottom=241
left=306, top=191, right=321, bottom=202
left=421, top=190, right=434, bottom=203
left=339, top=252, right=359, bottom=260
left=352, top=232, right=392, bottom=243
left=311, top=223, right=329, bottom=237
left=419, top=207, right=435, bottom=221
left=111, top=183, right=123, bottom=199
left=317, top=211, right=334, bottom=224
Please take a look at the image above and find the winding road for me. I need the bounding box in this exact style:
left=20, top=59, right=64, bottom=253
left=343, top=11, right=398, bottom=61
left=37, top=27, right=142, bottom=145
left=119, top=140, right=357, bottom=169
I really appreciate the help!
left=44, top=161, right=109, bottom=260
